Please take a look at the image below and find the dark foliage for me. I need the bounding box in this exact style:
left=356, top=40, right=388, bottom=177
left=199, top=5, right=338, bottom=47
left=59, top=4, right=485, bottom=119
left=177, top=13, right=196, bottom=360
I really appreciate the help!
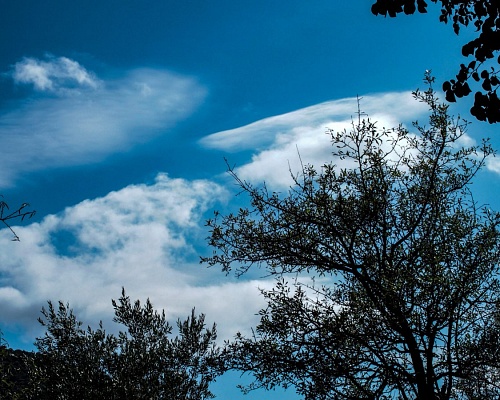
left=0, top=343, right=35, bottom=400
left=24, top=289, right=224, bottom=400
left=203, top=78, right=500, bottom=399
left=371, top=0, right=500, bottom=123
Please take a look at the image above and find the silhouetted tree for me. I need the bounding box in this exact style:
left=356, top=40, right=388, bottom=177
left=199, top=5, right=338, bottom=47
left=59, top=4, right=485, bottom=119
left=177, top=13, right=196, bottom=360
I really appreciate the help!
left=371, top=0, right=500, bottom=123
left=26, top=289, right=223, bottom=400
left=203, top=76, right=500, bottom=399
left=0, top=198, right=36, bottom=397
left=0, top=196, right=35, bottom=241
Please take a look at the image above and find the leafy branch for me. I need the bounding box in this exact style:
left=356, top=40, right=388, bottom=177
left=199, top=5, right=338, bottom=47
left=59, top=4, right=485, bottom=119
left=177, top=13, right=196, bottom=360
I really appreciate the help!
left=0, top=196, right=36, bottom=241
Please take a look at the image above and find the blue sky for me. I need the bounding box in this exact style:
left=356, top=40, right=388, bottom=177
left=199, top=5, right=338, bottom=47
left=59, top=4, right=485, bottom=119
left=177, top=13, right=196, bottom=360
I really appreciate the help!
left=1, top=1, right=500, bottom=398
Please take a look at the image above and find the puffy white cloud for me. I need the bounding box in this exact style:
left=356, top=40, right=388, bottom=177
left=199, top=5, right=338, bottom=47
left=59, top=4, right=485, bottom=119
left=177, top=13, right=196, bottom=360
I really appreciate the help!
left=201, top=91, right=431, bottom=188
left=0, top=56, right=206, bottom=187
left=13, top=56, right=100, bottom=93
left=0, top=174, right=269, bottom=345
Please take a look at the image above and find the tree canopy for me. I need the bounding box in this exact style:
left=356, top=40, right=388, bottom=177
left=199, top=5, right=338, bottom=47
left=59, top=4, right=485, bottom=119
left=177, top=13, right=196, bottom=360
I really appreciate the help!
left=0, top=338, right=32, bottom=400
left=19, top=289, right=223, bottom=400
left=203, top=77, right=500, bottom=399
left=371, top=0, right=500, bottom=123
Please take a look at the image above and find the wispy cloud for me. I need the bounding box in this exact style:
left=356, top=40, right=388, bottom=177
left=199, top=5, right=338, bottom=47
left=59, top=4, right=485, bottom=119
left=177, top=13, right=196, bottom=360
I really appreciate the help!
left=0, top=174, right=270, bottom=344
left=200, top=92, right=431, bottom=188
left=0, top=56, right=206, bottom=188
left=201, top=92, right=428, bottom=151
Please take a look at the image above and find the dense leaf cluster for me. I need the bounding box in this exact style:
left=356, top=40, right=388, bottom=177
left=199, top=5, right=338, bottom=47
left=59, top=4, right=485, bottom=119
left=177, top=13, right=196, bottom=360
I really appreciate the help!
left=1, top=290, right=223, bottom=400
left=204, top=81, right=500, bottom=399
left=0, top=343, right=33, bottom=399
left=371, top=0, right=500, bottom=123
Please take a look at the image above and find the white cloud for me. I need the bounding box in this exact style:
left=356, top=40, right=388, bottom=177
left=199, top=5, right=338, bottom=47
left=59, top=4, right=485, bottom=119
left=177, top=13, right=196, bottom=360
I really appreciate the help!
left=0, top=56, right=206, bottom=187
left=13, top=56, right=100, bottom=93
left=486, top=157, right=500, bottom=174
left=201, top=92, right=428, bottom=151
left=200, top=91, right=431, bottom=188
left=0, top=174, right=269, bottom=345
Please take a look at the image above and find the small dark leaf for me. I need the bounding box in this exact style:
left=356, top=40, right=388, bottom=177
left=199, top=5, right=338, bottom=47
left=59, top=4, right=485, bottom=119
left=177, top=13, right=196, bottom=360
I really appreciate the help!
left=472, top=72, right=480, bottom=81
left=457, top=65, right=468, bottom=82
left=475, top=91, right=488, bottom=106
left=491, top=75, right=500, bottom=86
left=417, top=0, right=427, bottom=13
left=484, top=16, right=495, bottom=31
left=476, top=48, right=488, bottom=62
left=470, top=104, right=486, bottom=121
left=482, top=78, right=492, bottom=91
left=462, top=82, right=472, bottom=96
left=462, top=41, right=476, bottom=57
left=474, top=1, right=486, bottom=18
left=403, top=2, right=416, bottom=15
left=487, top=108, right=500, bottom=124
left=371, top=3, right=383, bottom=15
left=445, top=90, right=456, bottom=102
left=442, top=81, right=452, bottom=91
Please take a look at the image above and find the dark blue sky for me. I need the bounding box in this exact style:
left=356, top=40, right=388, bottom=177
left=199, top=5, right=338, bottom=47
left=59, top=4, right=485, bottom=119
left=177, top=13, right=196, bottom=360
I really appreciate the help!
left=0, top=0, right=469, bottom=212
left=0, top=1, right=440, bottom=89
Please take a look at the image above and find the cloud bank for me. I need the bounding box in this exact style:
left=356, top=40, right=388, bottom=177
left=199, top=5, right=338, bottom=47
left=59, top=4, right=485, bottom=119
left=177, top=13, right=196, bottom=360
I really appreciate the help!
left=0, top=174, right=269, bottom=345
left=201, top=92, right=431, bottom=188
left=0, top=56, right=206, bottom=187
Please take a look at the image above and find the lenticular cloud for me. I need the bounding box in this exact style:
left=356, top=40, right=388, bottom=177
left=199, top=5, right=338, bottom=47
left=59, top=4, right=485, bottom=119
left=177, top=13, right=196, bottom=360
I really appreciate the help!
left=200, top=91, right=433, bottom=188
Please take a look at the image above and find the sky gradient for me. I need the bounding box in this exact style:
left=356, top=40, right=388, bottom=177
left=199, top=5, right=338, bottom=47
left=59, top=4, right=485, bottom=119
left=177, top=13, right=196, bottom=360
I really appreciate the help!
left=1, top=1, right=500, bottom=398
